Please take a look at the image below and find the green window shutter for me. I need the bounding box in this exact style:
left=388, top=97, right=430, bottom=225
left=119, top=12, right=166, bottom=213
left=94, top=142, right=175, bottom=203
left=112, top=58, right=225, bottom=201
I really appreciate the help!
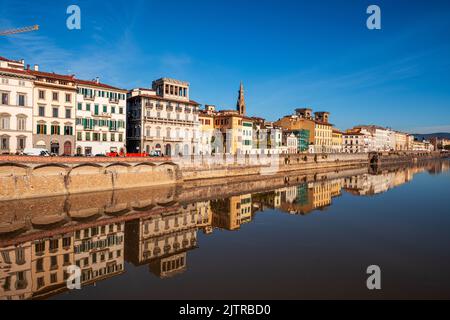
left=94, top=105, right=99, bottom=115
left=44, top=125, right=47, bottom=135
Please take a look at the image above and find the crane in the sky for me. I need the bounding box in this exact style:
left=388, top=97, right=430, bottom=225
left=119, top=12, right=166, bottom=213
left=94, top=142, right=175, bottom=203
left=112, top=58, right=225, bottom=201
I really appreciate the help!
left=0, top=25, right=39, bottom=36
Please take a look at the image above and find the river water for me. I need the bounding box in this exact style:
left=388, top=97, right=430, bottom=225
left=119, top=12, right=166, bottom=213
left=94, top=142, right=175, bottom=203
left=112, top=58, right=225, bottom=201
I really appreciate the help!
left=1, top=160, right=449, bottom=300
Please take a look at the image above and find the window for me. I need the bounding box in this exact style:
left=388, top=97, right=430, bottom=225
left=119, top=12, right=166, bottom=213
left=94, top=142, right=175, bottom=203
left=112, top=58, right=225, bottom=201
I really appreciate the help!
left=86, top=103, right=91, bottom=111
left=102, top=133, right=107, bottom=141
left=52, top=107, right=59, bottom=118
left=39, top=106, right=45, bottom=117
left=1, top=92, right=9, bottom=105
left=103, top=105, right=107, bottom=113
left=156, top=127, right=161, bottom=138
left=77, top=132, right=82, bottom=141
left=64, top=126, right=73, bottom=136
left=0, top=136, right=9, bottom=151
left=49, top=239, right=59, bottom=251
left=64, top=254, right=70, bottom=265
left=65, top=108, right=71, bottom=119
left=0, top=115, right=10, bottom=130
left=18, top=94, right=26, bottom=106
left=94, top=104, right=99, bottom=115
left=35, top=241, right=45, bottom=253
left=111, top=133, right=115, bottom=142
left=118, top=134, right=123, bottom=142
left=52, top=92, right=59, bottom=101
left=65, top=93, right=71, bottom=103
left=1, top=78, right=8, bottom=84
left=111, top=106, right=116, bottom=114
left=119, top=107, right=123, bottom=114
left=36, top=258, right=44, bottom=272
left=36, top=123, right=47, bottom=134
left=17, top=136, right=26, bottom=150
left=39, top=90, right=45, bottom=100
left=77, top=103, right=82, bottom=110
left=85, top=132, right=91, bottom=141
left=51, top=124, right=60, bottom=135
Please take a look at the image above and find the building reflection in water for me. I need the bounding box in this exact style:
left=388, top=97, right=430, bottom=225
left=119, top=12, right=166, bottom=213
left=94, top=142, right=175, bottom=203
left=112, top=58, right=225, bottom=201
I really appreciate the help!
left=1, top=160, right=449, bottom=300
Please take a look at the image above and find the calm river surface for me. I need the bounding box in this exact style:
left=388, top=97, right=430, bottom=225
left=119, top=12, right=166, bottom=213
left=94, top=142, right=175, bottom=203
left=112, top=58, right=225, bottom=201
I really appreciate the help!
left=1, top=160, right=450, bottom=300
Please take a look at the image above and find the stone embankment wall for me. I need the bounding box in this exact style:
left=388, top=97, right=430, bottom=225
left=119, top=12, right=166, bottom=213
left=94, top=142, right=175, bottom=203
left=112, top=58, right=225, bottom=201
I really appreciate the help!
left=178, top=153, right=369, bottom=181
left=369, top=151, right=446, bottom=166
left=0, top=157, right=179, bottom=201
left=0, top=152, right=446, bottom=201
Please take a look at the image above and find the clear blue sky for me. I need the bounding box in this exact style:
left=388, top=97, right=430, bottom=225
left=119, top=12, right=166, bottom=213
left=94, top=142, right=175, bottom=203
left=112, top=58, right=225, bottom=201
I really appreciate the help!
left=1, top=0, right=450, bottom=133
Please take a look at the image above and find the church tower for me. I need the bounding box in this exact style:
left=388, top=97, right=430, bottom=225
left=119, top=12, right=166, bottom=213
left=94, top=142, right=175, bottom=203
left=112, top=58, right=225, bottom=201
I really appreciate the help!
left=236, top=82, right=246, bottom=116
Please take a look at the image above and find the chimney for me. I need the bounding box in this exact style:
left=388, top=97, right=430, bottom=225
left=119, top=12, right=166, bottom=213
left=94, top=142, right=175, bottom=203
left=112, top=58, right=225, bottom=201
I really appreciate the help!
left=95, top=77, right=100, bottom=84
left=33, top=64, right=39, bottom=71
left=20, top=59, right=25, bottom=65
left=26, top=64, right=30, bottom=70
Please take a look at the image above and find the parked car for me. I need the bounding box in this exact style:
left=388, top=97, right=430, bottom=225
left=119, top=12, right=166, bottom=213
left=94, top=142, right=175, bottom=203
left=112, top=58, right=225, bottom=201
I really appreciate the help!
left=149, top=151, right=162, bottom=157
left=23, top=148, right=51, bottom=157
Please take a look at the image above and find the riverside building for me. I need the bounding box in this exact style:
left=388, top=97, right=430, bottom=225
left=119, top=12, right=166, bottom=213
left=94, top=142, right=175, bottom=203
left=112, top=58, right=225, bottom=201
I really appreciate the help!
left=0, top=57, right=34, bottom=154
left=127, top=78, right=200, bottom=156
left=75, top=78, right=127, bottom=156
left=29, top=67, right=77, bottom=155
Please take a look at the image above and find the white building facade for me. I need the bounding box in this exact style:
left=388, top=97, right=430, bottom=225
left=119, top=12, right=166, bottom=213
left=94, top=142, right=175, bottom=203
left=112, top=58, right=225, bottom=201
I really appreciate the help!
left=0, top=57, right=34, bottom=154
left=75, top=79, right=127, bottom=156
left=127, top=78, right=200, bottom=156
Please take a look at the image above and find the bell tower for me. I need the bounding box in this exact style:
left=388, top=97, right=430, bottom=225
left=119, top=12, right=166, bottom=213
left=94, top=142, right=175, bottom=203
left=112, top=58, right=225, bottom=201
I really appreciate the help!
left=236, top=82, right=246, bottom=116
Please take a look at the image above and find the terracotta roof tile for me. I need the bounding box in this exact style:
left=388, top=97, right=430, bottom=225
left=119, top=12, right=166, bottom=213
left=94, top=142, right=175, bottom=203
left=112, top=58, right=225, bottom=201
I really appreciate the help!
left=28, top=70, right=75, bottom=81
left=74, top=78, right=127, bottom=92
left=0, top=67, right=34, bottom=77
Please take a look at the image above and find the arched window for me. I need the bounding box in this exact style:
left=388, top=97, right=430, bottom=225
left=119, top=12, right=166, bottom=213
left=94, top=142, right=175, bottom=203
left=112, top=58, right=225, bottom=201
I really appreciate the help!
left=146, top=126, right=151, bottom=137
left=156, top=127, right=161, bottom=138
left=0, top=135, right=10, bottom=151
left=16, top=115, right=27, bottom=131
left=0, top=113, right=11, bottom=130
left=166, top=127, right=171, bottom=139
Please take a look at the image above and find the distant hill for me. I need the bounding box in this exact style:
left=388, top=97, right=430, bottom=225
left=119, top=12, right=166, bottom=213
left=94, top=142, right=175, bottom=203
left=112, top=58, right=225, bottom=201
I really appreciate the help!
left=413, top=133, right=450, bottom=141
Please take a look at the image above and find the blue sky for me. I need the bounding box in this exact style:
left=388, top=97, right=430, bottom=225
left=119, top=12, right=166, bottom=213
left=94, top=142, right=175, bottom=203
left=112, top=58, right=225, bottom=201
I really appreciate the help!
left=1, top=0, right=450, bottom=133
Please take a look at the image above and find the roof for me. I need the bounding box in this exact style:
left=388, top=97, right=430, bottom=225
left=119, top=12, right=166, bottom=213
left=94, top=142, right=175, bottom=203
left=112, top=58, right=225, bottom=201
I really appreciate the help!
left=0, top=56, right=21, bottom=63
left=152, top=78, right=189, bottom=86
left=132, top=94, right=200, bottom=106
left=314, top=120, right=333, bottom=126
left=28, top=70, right=75, bottom=81
left=198, top=111, right=214, bottom=118
left=74, top=78, right=127, bottom=92
left=0, top=67, right=35, bottom=77
left=343, top=132, right=364, bottom=136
